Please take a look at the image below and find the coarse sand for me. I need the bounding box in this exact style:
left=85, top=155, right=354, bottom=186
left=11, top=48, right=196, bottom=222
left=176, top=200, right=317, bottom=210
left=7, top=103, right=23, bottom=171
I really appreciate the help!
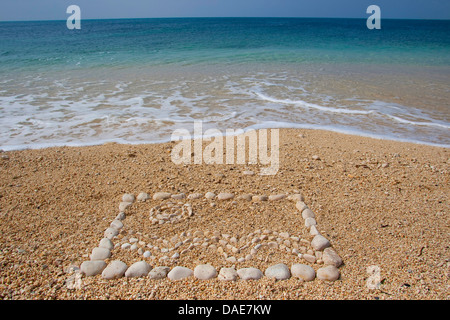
left=0, top=128, right=448, bottom=300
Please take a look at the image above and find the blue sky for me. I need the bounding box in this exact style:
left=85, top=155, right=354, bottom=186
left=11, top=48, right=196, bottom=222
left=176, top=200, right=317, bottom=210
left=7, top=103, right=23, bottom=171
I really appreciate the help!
left=1, top=0, right=449, bottom=21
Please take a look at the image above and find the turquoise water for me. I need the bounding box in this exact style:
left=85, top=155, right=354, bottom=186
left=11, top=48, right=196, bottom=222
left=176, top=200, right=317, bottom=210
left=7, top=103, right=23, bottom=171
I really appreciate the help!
left=0, top=18, right=449, bottom=149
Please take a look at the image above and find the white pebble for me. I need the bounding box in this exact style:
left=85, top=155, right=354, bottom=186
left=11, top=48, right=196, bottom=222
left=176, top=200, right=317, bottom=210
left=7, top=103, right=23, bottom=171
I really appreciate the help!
left=265, top=263, right=291, bottom=280
left=90, top=247, right=111, bottom=260
left=268, top=194, right=286, bottom=201
left=125, top=261, right=151, bottom=278
left=119, top=202, right=132, bottom=212
left=99, top=238, right=114, bottom=250
left=104, top=227, right=119, bottom=239
left=171, top=252, right=180, bottom=259
left=304, top=217, right=317, bottom=228
left=102, top=260, right=128, bottom=279
left=171, top=193, right=186, bottom=200
left=218, top=267, right=238, bottom=281
left=291, top=264, right=316, bottom=281
left=153, top=192, right=171, bottom=200
left=205, top=192, right=216, bottom=199
left=309, top=225, right=320, bottom=236
left=80, top=260, right=106, bottom=277
left=110, top=219, right=123, bottom=230
left=121, top=243, right=131, bottom=250
left=303, top=254, right=317, bottom=263
left=302, top=208, right=316, bottom=219
left=137, top=192, right=150, bottom=201
left=296, top=201, right=308, bottom=212
left=188, top=193, right=203, bottom=199
left=311, top=235, right=330, bottom=251
left=237, top=267, right=263, bottom=280
left=148, top=266, right=171, bottom=279
left=122, top=194, right=135, bottom=203
left=317, top=265, right=340, bottom=281
left=116, top=212, right=126, bottom=221
left=289, top=194, right=305, bottom=202
left=167, top=266, right=193, bottom=281
left=217, top=192, right=234, bottom=200
left=194, top=264, right=218, bottom=280
left=322, top=248, right=343, bottom=267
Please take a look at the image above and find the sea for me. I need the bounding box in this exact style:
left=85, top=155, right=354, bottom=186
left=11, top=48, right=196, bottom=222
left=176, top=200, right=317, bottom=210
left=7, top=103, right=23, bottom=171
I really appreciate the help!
left=0, top=18, right=449, bottom=150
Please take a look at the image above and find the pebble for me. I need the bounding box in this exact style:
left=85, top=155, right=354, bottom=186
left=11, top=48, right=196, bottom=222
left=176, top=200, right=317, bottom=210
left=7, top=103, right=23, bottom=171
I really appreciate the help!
left=188, top=193, right=203, bottom=199
left=125, top=261, right=151, bottom=278
left=102, top=260, right=128, bottom=279
left=268, top=194, right=286, bottom=201
left=252, top=195, right=268, bottom=202
left=136, top=192, right=150, bottom=201
left=218, top=267, right=238, bottom=281
left=121, top=243, right=131, bottom=250
left=317, top=265, right=340, bottom=281
left=295, top=201, right=308, bottom=212
left=167, top=266, right=194, bottom=281
left=104, top=227, right=119, bottom=239
left=303, top=254, right=317, bottom=263
left=122, top=194, right=135, bottom=203
left=129, top=237, right=139, bottom=243
left=304, top=217, right=317, bottom=228
left=302, top=208, right=316, bottom=219
left=226, top=256, right=237, bottom=263
left=243, top=170, right=254, bottom=175
left=171, top=252, right=180, bottom=259
left=279, top=232, right=290, bottom=239
left=288, top=194, right=304, bottom=202
left=291, top=264, right=316, bottom=281
left=268, top=242, right=278, bottom=249
left=148, top=266, right=171, bottom=279
left=153, top=192, right=172, bottom=200
left=110, top=219, right=123, bottom=230
left=194, top=264, right=218, bottom=280
left=115, top=212, right=126, bottom=221
left=171, top=193, right=186, bottom=200
left=90, top=247, right=111, bottom=260
left=322, top=248, right=343, bottom=267
left=217, top=192, right=234, bottom=200
left=80, top=260, right=106, bottom=277
left=119, top=202, right=132, bottom=212
left=205, top=192, right=216, bottom=199
left=99, top=238, right=114, bottom=250
left=238, top=194, right=253, bottom=201
left=143, top=251, right=151, bottom=258
left=265, top=263, right=291, bottom=280
left=311, top=235, right=331, bottom=251
left=237, top=267, right=263, bottom=280
left=309, top=225, right=320, bottom=236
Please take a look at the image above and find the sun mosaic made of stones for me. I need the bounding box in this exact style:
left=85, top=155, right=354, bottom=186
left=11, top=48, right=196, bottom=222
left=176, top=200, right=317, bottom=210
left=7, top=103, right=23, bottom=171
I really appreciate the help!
left=66, top=191, right=343, bottom=288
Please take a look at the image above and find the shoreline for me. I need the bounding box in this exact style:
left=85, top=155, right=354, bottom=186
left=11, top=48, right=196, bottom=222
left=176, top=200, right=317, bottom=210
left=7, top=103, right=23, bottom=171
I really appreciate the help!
left=2, top=125, right=450, bottom=152
left=0, top=128, right=448, bottom=300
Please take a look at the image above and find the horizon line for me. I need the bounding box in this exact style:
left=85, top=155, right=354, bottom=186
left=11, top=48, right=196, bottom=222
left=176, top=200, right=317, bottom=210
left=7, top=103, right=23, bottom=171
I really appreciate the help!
left=1, top=16, right=450, bottom=23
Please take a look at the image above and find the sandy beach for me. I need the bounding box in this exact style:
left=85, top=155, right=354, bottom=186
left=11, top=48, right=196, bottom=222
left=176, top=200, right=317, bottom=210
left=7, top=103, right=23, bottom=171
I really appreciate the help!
left=0, top=128, right=448, bottom=300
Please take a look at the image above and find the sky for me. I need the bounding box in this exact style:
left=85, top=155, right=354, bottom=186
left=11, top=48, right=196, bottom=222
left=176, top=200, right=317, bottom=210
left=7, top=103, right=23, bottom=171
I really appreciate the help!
left=1, top=0, right=449, bottom=21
